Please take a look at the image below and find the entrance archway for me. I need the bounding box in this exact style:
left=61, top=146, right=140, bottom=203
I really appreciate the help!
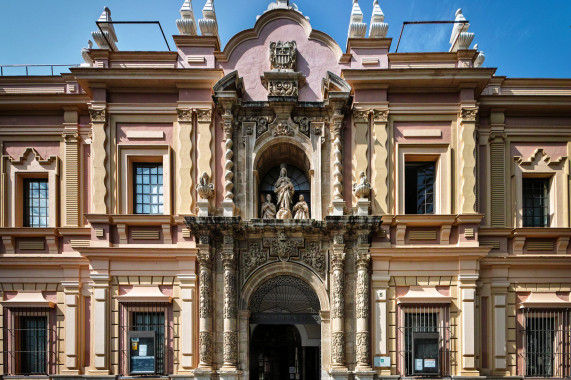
left=249, top=275, right=321, bottom=380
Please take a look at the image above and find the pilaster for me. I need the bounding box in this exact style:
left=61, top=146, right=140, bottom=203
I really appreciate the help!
left=88, top=273, right=110, bottom=375
left=89, top=106, right=109, bottom=214
left=61, top=281, right=80, bottom=374
left=372, top=274, right=390, bottom=375
left=196, top=108, right=214, bottom=195
left=371, top=109, right=390, bottom=214
left=459, top=108, right=478, bottom=214
left=177, top=109, right=195, bottom=215
left=491, top=280, right=510, bottom=375
left=489, top=110, right=506, bottom=227
left=458, top=274, right=480, bottom=376
left=178, top=274, right=197, bottom=373
left=63, top=107, right=80, bottom=227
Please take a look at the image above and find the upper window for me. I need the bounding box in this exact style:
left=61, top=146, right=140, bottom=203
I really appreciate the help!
left=405, top=162, right=435, bottom=214
left=133, top=164, right=164, bottom=215
left=522, top=178, right=549, bottom=227
left=23, top=178, right=49, bottom=228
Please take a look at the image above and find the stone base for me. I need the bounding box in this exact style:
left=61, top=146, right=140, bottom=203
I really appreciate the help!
left=354, top=368, right=375, bottom=380
left=197, top=199, right=210, bottom=216
left=355, top=198, right=370, bottom=216
left=221, top=200, right=236, bottom=217
left=194, top=367, right=215, bottom=380
left=218, top=368, right=243, bottom=380
left=329, top=367, right=349, bottom=380
left=331, top=199, right=345, bottom=216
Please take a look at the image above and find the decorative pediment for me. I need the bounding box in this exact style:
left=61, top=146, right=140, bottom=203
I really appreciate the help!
left=514, top=148, right=567, bottom=167
left=213, top=70, right=244, bottom=94
left=322, top=71, right=351, bottom=98
left=6, top=147, right=58, bottom=166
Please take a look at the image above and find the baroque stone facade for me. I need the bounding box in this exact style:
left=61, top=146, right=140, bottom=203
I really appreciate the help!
left=1, top=1, right=571, bottom=380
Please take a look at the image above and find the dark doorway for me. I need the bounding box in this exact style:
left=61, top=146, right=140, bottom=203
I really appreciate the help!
left=250, top=325, right=319, bottom=380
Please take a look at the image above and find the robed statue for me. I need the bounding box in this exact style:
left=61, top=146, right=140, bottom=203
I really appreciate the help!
left=293, top=194, right=310, bottom=220
left=261, top=194, right=277, bottom=219
left=274, top=164, right=295, bottom=219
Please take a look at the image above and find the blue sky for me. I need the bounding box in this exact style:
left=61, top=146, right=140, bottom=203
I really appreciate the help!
left=1, top=0, right=570, bottom=78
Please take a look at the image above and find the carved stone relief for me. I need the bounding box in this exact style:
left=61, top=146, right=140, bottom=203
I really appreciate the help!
left=264, top=230, right=304, bottom=262
left=223, top=270, right=237, bottom=320
left=199, top=331, right=213, bottom=365
left=270, top=41, right=297, bottom=71
left=199, top=268, right=212, bottom=319
left=355, top=269, right=369, bottom=319
left=356, top=331, right=370, bottom=365
left=332, top=332, right=345, bottom=364
left=223, top=331, right=238, bottom=365
left=331, top=270, right=345, bottom=319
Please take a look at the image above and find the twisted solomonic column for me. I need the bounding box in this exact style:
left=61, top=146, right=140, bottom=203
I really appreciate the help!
left=331, top=116, right=345, bottom=215
left=221, top=113, right=236, bottom=217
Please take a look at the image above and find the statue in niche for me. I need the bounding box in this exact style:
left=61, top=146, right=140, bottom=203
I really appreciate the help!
left=274, top=164, right=295, bottom=219
left=293, top=194, right=310, bottom=220
left=261, top=194, right=277, bottom=219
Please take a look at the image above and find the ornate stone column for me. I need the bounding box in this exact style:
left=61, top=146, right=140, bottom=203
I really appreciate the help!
left=459, top=108, right=478, bottom=214
left=176, top=109, right=195, bottom=215
left=330, top=233, right=347, bottom=376
left=330, top=113, right=345, bottom=215
left=371, top=109, right=389, bottom=214
left=221, top=109, right=236, bottom=217
left=62, top=281, right=80, bottom=373
left=196, top=233, right=214, bottom=374
left=219, top=234, right=241, bottom=380
left=354, top=233, right=373, bottom=376
left=352, top=109, right=370, bottom=205
left=89, top=107, right=108, bottom=214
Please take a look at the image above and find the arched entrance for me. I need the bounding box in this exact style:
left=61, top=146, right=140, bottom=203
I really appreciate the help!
left=249, top=275, right=321, bottom=380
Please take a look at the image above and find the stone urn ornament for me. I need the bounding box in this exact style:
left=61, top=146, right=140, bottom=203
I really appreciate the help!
left=196, top=172, right=214, bottom=199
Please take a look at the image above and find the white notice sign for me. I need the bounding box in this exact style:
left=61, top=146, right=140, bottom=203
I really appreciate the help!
left=374, top=356, right=391, bottom=368
left=424, top=358, right=436, bottom=368
left=139, top=345, right=147, bottom=357
left=415, top=358, right=423, bottom=371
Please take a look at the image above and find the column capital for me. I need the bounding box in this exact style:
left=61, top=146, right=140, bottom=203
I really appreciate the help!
left=372, top=108, right=389, bottom=123
left=88, top=107, right=107, bottom=123
left=177, top=108, right=193, bottom=122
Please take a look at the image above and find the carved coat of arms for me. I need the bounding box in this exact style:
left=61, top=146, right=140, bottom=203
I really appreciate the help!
left=270, top=41, right=297, bottom=71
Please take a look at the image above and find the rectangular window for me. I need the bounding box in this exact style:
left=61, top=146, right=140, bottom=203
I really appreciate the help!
left=23, top=179, right=49, bottom=227
left=4, top=309, right=54, bottom=376
left=399, top=306, right=451, bottom=376
left=405, top=162, right=435, bottom=214
left=520, top=309, right=570, bottom=377
left=522, top=178, right=549, bottom=227
left=120, top=304, right=169, bottom=376
left=133, top=164, right=164, bottom=215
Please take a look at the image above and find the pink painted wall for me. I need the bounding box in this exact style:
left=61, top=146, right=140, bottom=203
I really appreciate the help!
left=108, top=93, right=178, bottom=104
left=510, top=142, right=567, bottom=160
left=394, top=121, right=451, bottom=143
left=349, top=47, right=389, bottom=69
left=0, top=115, right=64, bottom=126
left=388, top=93, right=459, bottom=104
left=3, top=141, right=60, bottom=159
left=117, top=123, right=173, bottom=146
left=220, top=18, right=342, bottom=102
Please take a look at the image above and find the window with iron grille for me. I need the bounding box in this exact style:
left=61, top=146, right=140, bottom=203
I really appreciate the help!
left=3, top=308, right=55, bottom=375
left=23, top=178, right=49, bottom=227
left=133, top=163, right=164, bottom=215
left=398, top=305, right=451, bottom=377
left=405, top=162, right=435, bottom=214
left=522, top=178, right=550, bottom=227
left=120, top=303, right=171, bottom=376
left=519, top=308, right=570, bottom=378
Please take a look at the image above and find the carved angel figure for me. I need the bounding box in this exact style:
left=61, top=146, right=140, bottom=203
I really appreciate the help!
left=274, top=164, right=295, bottom=219
left=293, top=195, right=310, bottom=220
left=261, top=194, right=277, bottom=219
left=196, top=172, right=214, bottom=199
left=353, top=171, right=371, bottom=199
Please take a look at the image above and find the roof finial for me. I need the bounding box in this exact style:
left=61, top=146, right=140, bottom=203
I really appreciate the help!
left=348, top=0, right=367, bottom=39
left=91, top=7, right=118, bottom=51
left=449, top=8, right=474, bottom=52
left=368, top=0, right=388, bottom=38
left=474, top=44, right=486, bottom=67
left=199, top=0, right=219, bottom=38
left=176, top=0, right=197, bottom=35
left=81, top=40, right=94, bottom=67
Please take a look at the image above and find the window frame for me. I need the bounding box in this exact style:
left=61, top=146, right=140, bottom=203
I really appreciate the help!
left=397, top=144, right=451, bottom=215
left=522, top=177, right=550, bottom=228
left=118, top=145, right=171, bottom=215
left=23, top=178, right=50, bottom=228
left=404, top=161, right=436, bottom=215
left=132, top=162, right=164, bottom=215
